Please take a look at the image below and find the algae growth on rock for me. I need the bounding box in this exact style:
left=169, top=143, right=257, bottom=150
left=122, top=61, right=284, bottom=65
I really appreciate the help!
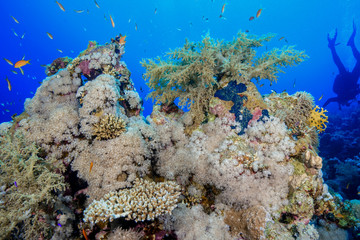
left=0, top=31, right=358, bottom=240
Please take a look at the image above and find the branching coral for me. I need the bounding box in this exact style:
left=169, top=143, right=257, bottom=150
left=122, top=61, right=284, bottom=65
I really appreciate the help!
left=142, top=32, right=307, bottom=128
left=83, top=178, right=181, bottom=226
left=308, top=105, right=328, bottom=133
left=0, top=131, right=66, bottom=239
left=92, top=113, right=126, bottom=140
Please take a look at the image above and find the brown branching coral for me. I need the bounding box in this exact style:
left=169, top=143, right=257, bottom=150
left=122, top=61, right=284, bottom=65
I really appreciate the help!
left=92, top=114, right=127, bottom=140
left=0, top=131, right=66, bottom=240
left=142, top=31, right=307, bottom=129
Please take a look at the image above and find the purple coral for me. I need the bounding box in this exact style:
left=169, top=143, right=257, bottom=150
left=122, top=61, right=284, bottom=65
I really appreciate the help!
left=79, top=60, right=91, bottom=76
left=46, top=57, right=72, bottom=76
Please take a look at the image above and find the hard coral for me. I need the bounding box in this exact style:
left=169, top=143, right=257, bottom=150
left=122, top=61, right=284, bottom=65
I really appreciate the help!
left=142, top=31, right=306, bottom=130
left=83, top=178, right=181, bottom=226
left=92, top=114, right=126, bottom=140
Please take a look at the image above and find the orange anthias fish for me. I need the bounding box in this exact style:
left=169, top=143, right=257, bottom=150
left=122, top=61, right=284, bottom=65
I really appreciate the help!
left=249, top=16, right=255, bottom=21
left=11, top=16, right=19, bottom=24
left=4, top=58, right=13, bottom=66
left=47, top=32, right=54, bottom=39
left=14, top=59, right=30, bottom=68
left=119, top=35, right=126, bottom=45
left=219, top=3, right=226, bottom=18
left=256, top=8, right=262, bottom=18
left=221, top=4, right=226, bottom=14
left=94, top=0, right=100, bottom=8
left=110, top=15, right=115, bottom=28
left=55, top=1, right=65, bottom=11
left=89, top=162, right=93, bottom=173
left=6, top=77, right=11, bottom=91
left=82, top=229, right=89, bottom=240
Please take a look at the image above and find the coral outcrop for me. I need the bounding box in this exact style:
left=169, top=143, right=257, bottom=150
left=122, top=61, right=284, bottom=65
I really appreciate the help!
left=0, top=31, right=358, bottom=239
left=142, top=32, right=307, bottom=130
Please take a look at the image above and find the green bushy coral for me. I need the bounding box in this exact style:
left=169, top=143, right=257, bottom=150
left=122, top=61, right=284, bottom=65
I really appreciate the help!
left=0, top=131, right=66, bottom=239
left=142, top=31, right=307, bottom=128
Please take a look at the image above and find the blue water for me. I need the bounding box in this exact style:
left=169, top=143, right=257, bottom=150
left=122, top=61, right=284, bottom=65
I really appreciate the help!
left=1, top=0, right=360, bottom=122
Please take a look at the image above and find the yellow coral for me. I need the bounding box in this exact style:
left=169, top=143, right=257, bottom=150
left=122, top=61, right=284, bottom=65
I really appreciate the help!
left=92, top=114, right=126, bottom=140
left=308, top=106, right=328, bottom=133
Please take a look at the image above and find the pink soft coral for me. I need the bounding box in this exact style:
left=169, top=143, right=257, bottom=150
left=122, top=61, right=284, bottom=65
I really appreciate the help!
left=248, top=107, right=262, bottom=124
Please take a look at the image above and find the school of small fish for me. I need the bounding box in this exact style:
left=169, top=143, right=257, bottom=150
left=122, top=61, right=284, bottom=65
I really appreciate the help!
left=2, top=1, right=270, bottom=121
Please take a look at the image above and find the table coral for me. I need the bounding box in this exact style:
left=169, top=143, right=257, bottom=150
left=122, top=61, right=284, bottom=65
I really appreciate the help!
left=83, top=178, right=181, bottom=226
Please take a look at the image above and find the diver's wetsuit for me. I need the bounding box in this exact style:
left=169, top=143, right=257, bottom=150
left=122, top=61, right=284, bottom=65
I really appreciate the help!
left=323, top=22, right=360, bottom=109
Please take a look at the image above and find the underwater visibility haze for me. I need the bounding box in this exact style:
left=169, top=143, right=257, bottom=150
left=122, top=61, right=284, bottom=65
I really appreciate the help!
left=0, top=0, right=360, bottom=239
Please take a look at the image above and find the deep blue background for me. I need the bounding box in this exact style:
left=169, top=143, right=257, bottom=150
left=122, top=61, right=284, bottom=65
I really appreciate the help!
left=1, top=0, right=360, bottom=122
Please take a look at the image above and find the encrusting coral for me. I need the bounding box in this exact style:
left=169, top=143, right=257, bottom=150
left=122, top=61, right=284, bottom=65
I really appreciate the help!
left=142, top=32, right=307, bottom=129
left=83, top=178, right=181, bottom=225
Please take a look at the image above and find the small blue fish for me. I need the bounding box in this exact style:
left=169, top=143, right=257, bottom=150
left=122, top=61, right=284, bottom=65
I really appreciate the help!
left=14, top=181, right=18, bottom=187
left=57, top=223, right=62, bottom=227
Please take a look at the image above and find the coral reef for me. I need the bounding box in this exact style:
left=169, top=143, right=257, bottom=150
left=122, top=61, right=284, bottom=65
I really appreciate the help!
left=319, top=106, right=360, bottom=206
left=142, top=32, right=307, bottom=130
left=1, top=31, right=358, bottom=239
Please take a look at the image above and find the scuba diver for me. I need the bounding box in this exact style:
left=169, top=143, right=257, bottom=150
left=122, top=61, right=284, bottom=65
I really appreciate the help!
left=323, top=21, right=360, bottom=109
